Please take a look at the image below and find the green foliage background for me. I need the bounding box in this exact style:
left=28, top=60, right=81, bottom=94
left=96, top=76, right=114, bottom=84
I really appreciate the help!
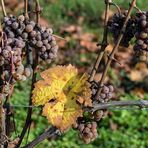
left=10, top=0, right=148, bottom=147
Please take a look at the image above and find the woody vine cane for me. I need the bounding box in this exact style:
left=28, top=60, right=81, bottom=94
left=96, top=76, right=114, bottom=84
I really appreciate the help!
left=0, top=0, right=148, bottom=147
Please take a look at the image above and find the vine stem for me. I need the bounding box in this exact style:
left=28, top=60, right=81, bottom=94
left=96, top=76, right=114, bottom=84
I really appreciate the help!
left=35, top=0, right=41, bottom=24
left=24, top=0, right=29, bottom=18
left=16, top=63, right=38, bottom=147
left=95, top=0, right=137, bottom=98
left=0, top=94, right=5, bottom=148
left=24, top=127, right=61, bottom=148
left=0, top=0, right=7, bottom=17
left=110, top=2, right=121, bottom=14
left=0, top=31, right=4, bottom=148
left=23, top=100, right=148, bottom=147
left=89, top=0, right=110, bottom=82
left=90, top=100, right=148, bottom=112
left=134, top=5, right=142, bottom=13
left=0, top=32, right=6, bottom=148
left=16, top=1, right=40, bottom=147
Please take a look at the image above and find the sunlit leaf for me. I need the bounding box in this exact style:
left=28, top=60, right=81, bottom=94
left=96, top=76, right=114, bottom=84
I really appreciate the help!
left=32, top=64, right=92, bottom=131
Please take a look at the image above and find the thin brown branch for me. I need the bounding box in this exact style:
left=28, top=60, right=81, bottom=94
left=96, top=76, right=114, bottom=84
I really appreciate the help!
left=53, top=34, right=67, bottom=41
left=35, top=0, right=41, bottom=24
left=90, top=100, right=148, bottom=112
left=95, top=0, right=137, bottom=98
left=89, top=0, right=110, bottom=82
left=134, top=5, right=142, bottom=13
left=24, top=127, right=61, bottom=148
left=110, top=2, right=121, bottom=14
left=0, top=0, right=7, bottom=17
left=24, top=0, right=29, bottom=18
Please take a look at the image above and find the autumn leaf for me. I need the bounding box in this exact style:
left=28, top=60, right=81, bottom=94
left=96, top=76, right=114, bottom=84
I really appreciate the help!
left=42, top=98, right=83, bottom=131
left=32, top=64, right=92, bottom=131
left=32, top=65, right=78, bottom=106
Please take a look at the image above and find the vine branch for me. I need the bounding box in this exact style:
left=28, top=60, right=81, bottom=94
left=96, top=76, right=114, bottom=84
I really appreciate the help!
left=0, top=31, right=7, bottom=148
left=0, top=0, right=7, bottom=17
left=89, top=0, right=110, bottom=82
left=0, top=95, right=5, bottom=148
left=35, top=0, right=41, bottom=24
left=22, top=100, right=148, bottom=147
left=16, top=0, right=40, bottom=147
left=90, top=100, right=148, bottom=112
left=110, top=2, right=121, bottom=14
left=24, top=127, right=61, bottom=148
left=95, top=0, right=137, bottom=98
left=24, top=0, right=29, bottom=18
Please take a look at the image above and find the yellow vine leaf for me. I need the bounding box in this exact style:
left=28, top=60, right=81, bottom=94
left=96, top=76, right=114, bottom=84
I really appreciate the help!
left=32, top=64, right=92, bottom=131
left=32, top=65, right=78, bottom=105
left=42, top=99, right=83, bottom=131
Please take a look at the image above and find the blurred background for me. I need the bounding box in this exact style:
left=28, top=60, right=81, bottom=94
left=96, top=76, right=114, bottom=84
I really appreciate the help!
left=1, top=0, right=148, bottom=147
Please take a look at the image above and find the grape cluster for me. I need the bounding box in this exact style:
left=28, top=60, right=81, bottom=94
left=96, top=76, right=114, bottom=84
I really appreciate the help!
left=133, top=11, right=148, bottom=63
left=1, top=15, right=32, bottom=81
left=77, top=121, right=98, bottom=144
left=72, top=82, right=114, bottom=144
left=108, top=11, right=136, bottom=47
left=91, top=84, right=114, bottom=103
left=30, top=25, right=58, bottom=63
left=0, top=14, right=58, bottom=82
left=90, top=83, right=114, bottom=122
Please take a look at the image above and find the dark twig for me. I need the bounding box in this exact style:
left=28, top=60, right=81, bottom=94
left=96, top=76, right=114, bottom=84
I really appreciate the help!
left=0, top=0, right=7, bottom=17
left=16, top=1, right=40, bottom=147
left=95, top=0, right=137, bottom=98
left=24, top=127, right=61, bottom=148
left=16, top=62, right=38, bottom=147
left=89, top=0, right=110, bottom=82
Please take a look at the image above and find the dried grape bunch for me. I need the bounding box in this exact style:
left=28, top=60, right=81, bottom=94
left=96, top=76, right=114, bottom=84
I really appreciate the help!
left=30, top=25, right=58, bottom=63
left=1, top=15, right=29, bottom=82
left=71, top=82, right=114, bottom=144
left=99, top=85, right=114, bottom=102
left=1, top=14, right=58, bottom=82
left=3, top=14, right=58, bottom=63
left=133, top=11, right=148, bottom=63
left=91, top=83, right=114, bottom=103
left=108, top=11, right=136, bottom=47
left=76, top=120, right=98, bottom=144
left=89, top=84, right=109, bottom=121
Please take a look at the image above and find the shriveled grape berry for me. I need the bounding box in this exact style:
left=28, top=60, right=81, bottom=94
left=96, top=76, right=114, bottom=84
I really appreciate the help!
left=25, top=24, right=33, bottom=33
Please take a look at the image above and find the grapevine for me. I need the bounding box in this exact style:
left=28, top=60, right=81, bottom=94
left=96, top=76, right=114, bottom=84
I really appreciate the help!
left=0, top=0, right=148, bottom=147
